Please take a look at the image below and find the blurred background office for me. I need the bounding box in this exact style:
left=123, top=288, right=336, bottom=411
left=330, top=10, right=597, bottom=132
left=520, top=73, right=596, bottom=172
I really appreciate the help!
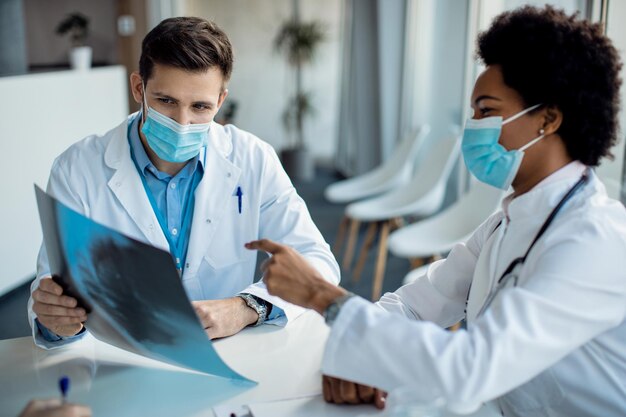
left=1, top=0, right=625, bottom=339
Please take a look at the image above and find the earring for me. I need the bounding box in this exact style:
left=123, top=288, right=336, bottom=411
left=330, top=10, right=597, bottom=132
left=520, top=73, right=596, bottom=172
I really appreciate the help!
left=539, top=128, right=545, bottom=135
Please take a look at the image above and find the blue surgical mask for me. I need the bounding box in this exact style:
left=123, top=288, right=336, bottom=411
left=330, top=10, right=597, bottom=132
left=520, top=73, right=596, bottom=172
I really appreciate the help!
left=141, top=83, right=212, bottom=163
left=461, top=104, right=543, bottom=190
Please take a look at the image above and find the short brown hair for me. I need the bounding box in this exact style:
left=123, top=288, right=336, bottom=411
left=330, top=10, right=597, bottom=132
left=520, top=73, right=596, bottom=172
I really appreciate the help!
left=139, top=17, right=233, bottom=87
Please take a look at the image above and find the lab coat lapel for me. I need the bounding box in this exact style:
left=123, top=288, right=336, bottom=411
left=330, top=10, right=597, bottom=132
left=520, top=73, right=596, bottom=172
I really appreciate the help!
left=185, top=125, right=241, bottom=275
left=104, top=119, right=168, bottom=249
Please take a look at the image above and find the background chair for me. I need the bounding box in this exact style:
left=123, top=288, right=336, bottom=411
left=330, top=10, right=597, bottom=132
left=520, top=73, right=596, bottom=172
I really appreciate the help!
left=344, top=127, right=461, bottom=300
left=388, top=180, right=504, bottom=264
left=325, top=125, right=431, bottom=204
left=328, top=125, right=431, bottom=260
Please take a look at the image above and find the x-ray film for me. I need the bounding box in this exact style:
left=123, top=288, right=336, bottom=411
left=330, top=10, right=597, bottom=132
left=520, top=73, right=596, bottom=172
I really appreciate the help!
left=34, top=185, right=254, bottom=384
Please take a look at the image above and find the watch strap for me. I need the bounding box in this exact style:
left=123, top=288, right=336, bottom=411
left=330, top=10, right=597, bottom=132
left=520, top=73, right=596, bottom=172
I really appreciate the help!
left=238, top=293, right=269, bottom=326
left=323, top=292, right=355, bottom=326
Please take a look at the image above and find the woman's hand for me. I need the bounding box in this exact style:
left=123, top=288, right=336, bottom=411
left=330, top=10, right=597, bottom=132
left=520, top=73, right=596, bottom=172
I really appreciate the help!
left=245, top=239, right=346, bottom=313
left=323, top=375, right=387, bottom=409
left=18, top=399, right=91, bottom=417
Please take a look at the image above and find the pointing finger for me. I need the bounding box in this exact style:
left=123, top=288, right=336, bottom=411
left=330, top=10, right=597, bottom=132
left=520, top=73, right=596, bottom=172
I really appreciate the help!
left=374, top=389, right=387, bottom=409
left=245, top=239, right=284, bottom=254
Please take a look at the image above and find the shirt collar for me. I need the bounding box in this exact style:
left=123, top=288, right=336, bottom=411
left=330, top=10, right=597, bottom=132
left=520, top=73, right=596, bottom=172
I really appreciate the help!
left=128, top=113, right=205, bottom=180
left=501, top=160, right=588, bottom=221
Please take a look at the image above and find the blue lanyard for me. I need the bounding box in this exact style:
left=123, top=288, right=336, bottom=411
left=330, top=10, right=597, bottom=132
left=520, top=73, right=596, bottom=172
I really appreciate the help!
left=127, top=128, right=204, bottom=274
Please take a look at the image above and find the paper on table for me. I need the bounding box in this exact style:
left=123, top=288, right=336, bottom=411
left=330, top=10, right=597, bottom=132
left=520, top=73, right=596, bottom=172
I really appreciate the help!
left=214, top=395, right=383, bottom=417
left=248, top=395, right=384, bottom=417
left=35, top=185, right=254, bottom=384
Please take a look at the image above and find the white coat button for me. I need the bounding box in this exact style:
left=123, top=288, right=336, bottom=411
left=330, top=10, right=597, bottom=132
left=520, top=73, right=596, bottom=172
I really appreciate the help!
left=116, top=182, right=121, bottom=187
left=170, top=182, right=176, bottom=189
left=206, top=219, right=212, bottom=224
left=226, top=172, right=232, bottom=178
left=172, top=228, right=178, bottom=235
left=149, top=224, right=154, bottom=229
left=185, top=262, right=190, bottom=268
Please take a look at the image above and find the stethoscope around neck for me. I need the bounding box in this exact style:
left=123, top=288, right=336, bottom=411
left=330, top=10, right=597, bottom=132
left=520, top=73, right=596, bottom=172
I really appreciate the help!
left=474, top=169, right=591, bottom=318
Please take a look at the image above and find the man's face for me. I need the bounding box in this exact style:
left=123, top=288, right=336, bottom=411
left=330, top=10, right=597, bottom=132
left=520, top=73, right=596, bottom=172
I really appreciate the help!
left=131, top=63, right=228, bottom=125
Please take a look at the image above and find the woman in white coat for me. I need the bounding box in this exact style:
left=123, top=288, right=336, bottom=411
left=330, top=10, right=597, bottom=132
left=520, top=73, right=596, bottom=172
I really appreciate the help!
left=248, top=6, right=626, bottom=416
left=29, top=17, right=339, bottom=349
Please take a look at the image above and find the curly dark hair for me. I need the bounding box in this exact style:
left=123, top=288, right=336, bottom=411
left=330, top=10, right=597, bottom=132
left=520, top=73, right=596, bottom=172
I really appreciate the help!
left=477, top=6, right=622, bottom=166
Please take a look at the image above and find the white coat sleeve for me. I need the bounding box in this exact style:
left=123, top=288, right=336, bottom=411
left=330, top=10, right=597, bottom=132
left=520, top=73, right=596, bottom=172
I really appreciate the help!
left=240, top=144, right=340, bottom=325
left=376, top=213, right=503, bottom=327
left=28, top=157, right=89, bottom=349
left=322, top=215, right=626, bottom=414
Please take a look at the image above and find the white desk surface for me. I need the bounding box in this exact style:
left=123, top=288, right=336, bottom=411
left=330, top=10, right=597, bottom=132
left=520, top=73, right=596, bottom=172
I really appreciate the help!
left=0, top=312, right=500, bottom=417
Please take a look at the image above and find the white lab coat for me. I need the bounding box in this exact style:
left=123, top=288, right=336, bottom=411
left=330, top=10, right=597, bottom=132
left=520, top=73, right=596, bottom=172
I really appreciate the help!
left=322, top=162, right=626, bottom=416
left=28, top=113, right=340, bottom=349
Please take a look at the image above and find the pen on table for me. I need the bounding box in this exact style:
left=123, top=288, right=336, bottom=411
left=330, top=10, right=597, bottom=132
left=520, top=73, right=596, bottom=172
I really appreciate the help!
left=59, top=376, right=70, bottom=404
left=236, top=186, right=243, bottom=214
left=230, top=411, right=252, bottom=417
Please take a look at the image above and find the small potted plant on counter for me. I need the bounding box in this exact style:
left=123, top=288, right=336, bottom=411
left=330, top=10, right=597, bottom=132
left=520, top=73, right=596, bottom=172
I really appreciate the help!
left=56, top=12, right=92, bottom=71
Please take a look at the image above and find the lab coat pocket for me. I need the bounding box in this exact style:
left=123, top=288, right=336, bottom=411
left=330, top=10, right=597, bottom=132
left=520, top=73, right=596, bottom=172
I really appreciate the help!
left=203, top=191, right=257, bottom=269
left=499, top=368, right=565, bottom=413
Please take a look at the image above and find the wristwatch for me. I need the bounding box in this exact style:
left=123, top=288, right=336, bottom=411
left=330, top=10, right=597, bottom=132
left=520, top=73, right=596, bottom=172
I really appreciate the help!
left=323, top=292, right=355, bottom=326
left=237, top=293, right=270, bottom=326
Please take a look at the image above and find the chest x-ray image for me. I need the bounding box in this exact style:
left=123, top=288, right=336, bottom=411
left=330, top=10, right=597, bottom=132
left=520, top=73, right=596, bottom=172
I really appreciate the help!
left=35, top=185, right=253, bottom=384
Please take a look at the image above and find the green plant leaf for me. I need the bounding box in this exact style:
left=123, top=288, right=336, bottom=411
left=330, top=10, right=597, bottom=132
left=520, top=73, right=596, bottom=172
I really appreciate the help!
left=274, top=21, right=326, bottom=66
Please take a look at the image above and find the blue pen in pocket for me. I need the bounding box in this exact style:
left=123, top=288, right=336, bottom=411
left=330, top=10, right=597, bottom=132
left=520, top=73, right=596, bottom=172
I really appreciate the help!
left=59, top=375, right=70, bottom=403
left=236, top=186, right=243, bottom=214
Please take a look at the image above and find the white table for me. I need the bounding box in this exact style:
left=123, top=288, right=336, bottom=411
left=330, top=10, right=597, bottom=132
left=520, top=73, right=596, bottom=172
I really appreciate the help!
left=0, top=312, right=499, bottom=417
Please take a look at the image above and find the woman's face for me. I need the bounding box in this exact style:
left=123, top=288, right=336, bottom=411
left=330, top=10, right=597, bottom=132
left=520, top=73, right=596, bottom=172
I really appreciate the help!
left=470, top=65, right=545, bottom=151
left=470, top=65, right=548, bottom=188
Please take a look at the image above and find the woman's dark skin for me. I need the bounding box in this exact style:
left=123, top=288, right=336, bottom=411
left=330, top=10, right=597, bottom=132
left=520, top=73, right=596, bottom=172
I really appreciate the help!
left=472, top=65, right=571, bottom=197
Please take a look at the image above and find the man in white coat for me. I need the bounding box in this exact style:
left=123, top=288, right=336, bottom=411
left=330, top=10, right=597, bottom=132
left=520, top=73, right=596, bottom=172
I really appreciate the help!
left=247, top=6, right=626, bottom=417
left=28, top=17, right=339, bottom=349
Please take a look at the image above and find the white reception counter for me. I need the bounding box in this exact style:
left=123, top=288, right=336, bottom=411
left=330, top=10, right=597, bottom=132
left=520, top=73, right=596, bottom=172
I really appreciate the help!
left=0, top=66, right=129, bottom=296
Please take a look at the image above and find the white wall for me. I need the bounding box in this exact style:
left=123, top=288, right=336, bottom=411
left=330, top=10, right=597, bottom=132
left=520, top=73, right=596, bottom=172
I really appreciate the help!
left=405, top=0, right=467, bottom=142
left=597, top=1, right=626, bottom=200
left=377, top=0, right=406, bottom=161
left=0, top=66, right=128, bottom=295
left=184, top=0, right=342, bottom=161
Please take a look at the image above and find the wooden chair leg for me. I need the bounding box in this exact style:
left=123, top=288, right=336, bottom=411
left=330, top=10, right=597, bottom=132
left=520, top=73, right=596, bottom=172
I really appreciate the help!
left=409, top=257, right=425, bottom=270
left=371, top=221, right=390, bottom=301
left=342, top=218, right=361, bottom=271
left=390, top=216, right=404, bottom=231
left=332, top=215, right=349, bottom=257
left=430, top=254, right=442, bottom=263
left=448, top=322, right=462, bottom=331
left=352, top=222, right=379, bottom=283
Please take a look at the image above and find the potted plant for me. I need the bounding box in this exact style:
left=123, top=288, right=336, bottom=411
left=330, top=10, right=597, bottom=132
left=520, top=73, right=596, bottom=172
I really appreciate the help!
left=274, top=11, right=325, bottom=182
left=56, top=12, right=92, bottom=71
